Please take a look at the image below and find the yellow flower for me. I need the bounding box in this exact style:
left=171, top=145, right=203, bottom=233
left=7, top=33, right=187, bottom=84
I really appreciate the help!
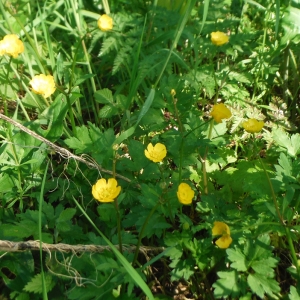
left=210, top=103, right=232, bottom=123
left=170, top=89, right=176, bottom=96
left=92, top=178, right=121, bottom=203
left=242, top=118, right=264, bottom=133
left=212, top=221, right=232, bottom=249
left=29, top=74, right=56, bottom=98
left=211, top=31, right=229, bottom=46
left=177, top=183, right=195, bottom=205
left=0, top=34, right=24, bottom=58
left=144, top=143, right=167, bottom=163
left=98, top=14, right=113, bottom=31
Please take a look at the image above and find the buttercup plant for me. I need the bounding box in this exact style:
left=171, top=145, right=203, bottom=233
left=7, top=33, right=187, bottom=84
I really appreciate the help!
left=212, top=221, right=232, bottom=249
left=92, top=178, right=121, bottom=203
left=0, top=34, right=24, bottom=58
left=144, top=142, right=167, bottom=162
left=210, top=31, right=229, bottom=46
left=243, top=118, right=264, bottom=133
left=29, top=74, right=56, bottom=98
left=210, top=103, right=232, bottom=123
left=98, top=14, right=113, bottom=31
left=177, top=182, right=195, bottom=205
left=1, top=0, right=300, bottom=298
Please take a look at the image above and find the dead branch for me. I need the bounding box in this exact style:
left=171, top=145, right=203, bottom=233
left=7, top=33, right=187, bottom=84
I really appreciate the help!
left=0, top=240, right=166, bottom=254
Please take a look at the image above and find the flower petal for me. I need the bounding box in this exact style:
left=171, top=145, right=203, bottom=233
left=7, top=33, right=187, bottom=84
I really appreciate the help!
left=215, top=235, right=232, bottom=249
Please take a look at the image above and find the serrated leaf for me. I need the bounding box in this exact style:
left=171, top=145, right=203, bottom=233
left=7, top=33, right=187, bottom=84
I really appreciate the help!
left=213, top=270, right=247, bottom=298
left=227, top=248, right=248, bottom=271
left=99, top=36, right=117, bottom=56
left=251, top=257, right=278, bottom=276
left=169, top=258, right=194, bottom=281
left=272, top=128, right=300, bottom=157
left=98, top=104, right=118, bottom=118
left=23, top=273, right=55, bottom=294
left=289, top=286, right=300, bottom=300
left=247, top=273, right=280, bottom=299
left=57, top=208, right=76, bottom=223
left=94, top=88, right=114, bottom=104
left=64, top=126, right=92, bottom=153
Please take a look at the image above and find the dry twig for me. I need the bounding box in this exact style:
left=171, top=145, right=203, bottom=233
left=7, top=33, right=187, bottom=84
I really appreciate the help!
left=0, top=240, right=165, bottom=254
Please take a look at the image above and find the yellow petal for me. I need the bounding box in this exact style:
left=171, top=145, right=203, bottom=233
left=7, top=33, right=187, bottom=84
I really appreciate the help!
left=211, top=31, right=229, bottom=46
left=97, top=14, right=113, bottom=31
left=210, top=103, right=231, bottom=123
left=242, top=119, right=264, bottom=133
left=177, top=182, right=195, bottom=205
left=215, top=235, right=232, bottom=249
left=212, top=221, right=230, bottom=236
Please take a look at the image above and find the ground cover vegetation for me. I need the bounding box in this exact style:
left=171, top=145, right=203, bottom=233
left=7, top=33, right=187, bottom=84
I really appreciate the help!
left=0, top=0, right=300, bottom=299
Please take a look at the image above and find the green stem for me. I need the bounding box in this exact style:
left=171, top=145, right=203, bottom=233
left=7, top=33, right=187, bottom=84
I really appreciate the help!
left=132, top=202, right=160, bottom=266
left=257, top=141, right=300, bottom=276
left=112, top=152, right=122, bottom=253
left=66, top=95, right=77, bottom=137
left=114, top=199, right=123, bottom=254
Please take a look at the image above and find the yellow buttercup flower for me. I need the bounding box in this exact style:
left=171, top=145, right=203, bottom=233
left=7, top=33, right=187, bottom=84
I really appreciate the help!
left=0, top=34, right=24, bottom=58
left=242, top=118, right=264, bottom=133
left=29, top=74, right=56, bottom=98
left=212, top=221, right=232, bottom=249
left=170, top=89, right=176, bottom=96
left=144, top=143, right=167, bottom=163
left=211, top=31, right=229, bottom=46
left=210, top=103, right=232, bottom=123
left=92, top=178, right=121, bottom=203
left=98, top=14, right=113, bottom=31
left=177, top=183, right=195, bottom=205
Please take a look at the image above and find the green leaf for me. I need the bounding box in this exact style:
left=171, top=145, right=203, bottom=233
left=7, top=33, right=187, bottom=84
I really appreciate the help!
left=251, top=257, right=278, bottom=276
left=94, top=88, right=114, bottom=104
left=227, top=248, right=248, bottom=272
left=169, top=258, right=194, bottom=281
left=247, top=273, right=280, bottom=299
left=0, top=252, right=34, bottom=292
left=213, top=270, right=247, bottom=298
left=57, top=208, right=76, bottom=222
left=64, top=126, right=92, bottom=153
left=282, top=6, right=300, bottom=43
left=23, top=273, right=55, bottom=294
left=272, top=128, right=300, bottom=157
left=98, top=104, right=118, bottom=118
left=38, top=94, right=72, bottom=142
left=289, top=286, right=300, bottom=300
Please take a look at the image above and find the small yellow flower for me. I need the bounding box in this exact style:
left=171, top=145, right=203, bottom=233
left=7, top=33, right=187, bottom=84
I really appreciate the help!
left=211, top=31, right=229, bottom=46
left=170, top=89, right=176, bottom=96
left=210, top=103, right=232, bottom=123
left=242, top=118, right=264, bottom=133
left=0, top=34, right=24, bottom=58
left=177, top=183, right=195, bottom=205
left=29, top=74, right=56, bottom=98
left=212, top=221, right=232, bottom=249
left=97, top=14, right=113, bottom=31
left=144, top=143, right=167, bottom=163
left=92, top=178, right=121, bottom=203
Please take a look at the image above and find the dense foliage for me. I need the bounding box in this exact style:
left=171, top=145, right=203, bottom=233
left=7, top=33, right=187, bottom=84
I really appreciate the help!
left=0, top=0, right=300, bottom=299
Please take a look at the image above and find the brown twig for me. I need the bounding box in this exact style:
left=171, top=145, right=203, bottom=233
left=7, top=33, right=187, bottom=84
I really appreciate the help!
left=0, top=112, right=131, bottom=183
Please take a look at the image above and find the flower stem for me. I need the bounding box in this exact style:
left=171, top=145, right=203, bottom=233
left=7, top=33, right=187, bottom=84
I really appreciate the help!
left=132, top=202, right=160, bottom=266
left=66, top=95, right=77, bottom=137
left=112, top=150, right=122, bottom=254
